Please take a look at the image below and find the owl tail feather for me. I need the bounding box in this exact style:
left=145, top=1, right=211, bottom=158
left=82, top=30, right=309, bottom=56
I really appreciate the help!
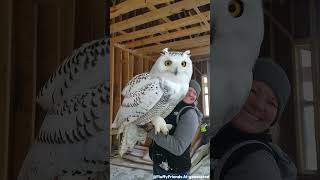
left=119, top=123, right=147, bottom=157
left=119, top=123, right=130, bottom=157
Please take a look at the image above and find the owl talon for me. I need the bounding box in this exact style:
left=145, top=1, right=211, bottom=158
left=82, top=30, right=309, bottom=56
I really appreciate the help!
left=151, top=116, right=170, bottom=135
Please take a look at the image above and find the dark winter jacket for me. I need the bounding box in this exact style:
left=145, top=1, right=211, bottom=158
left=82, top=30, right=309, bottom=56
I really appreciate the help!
left=148, top=101, right=203, bottom=173
left=211, top=123, right=297, bottom=180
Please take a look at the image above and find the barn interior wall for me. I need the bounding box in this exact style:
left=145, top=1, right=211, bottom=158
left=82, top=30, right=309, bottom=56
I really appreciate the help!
left=261, top=1, right=320, bottom=179
left=3, top=0, right=104, bottom=179
left=0, top=0, right=13, bottom=179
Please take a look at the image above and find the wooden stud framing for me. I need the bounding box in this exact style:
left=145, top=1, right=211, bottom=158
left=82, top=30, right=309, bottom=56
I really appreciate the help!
left=122, top=50, right=130, bottom=89
left=0, top=0, right=12, bottom=179
left=110, top=0, right=172, bottom=19
left=110, top=0, right=209, bottom=33
left=138, top=35, right=210, bottom=54
left=128, top=54, right=134, bottom=79
left=125, top=26, right=209, bottom=48
left=143, top=58, right=149, bottom=72
left=110, top=44, right=115, bottom=128
left=113, top=47, right=123, bottom=121
left=111, top=11, right=210, bottom=43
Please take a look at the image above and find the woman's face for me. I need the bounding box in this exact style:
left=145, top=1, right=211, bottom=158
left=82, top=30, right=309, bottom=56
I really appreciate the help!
left=183, top=87, right=197, bottom=104
left=231, top=80, right=278, bottom=133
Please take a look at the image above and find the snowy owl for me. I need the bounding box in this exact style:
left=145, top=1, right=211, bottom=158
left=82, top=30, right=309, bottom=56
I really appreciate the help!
left=18, top=39, right=109, bottom=180
left=112, top=48, right=193, bottom=157
left=209, top=0, right=264, bottom=137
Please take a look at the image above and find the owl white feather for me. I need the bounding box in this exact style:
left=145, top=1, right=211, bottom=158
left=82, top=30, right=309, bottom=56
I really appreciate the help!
left=18, top=39, right=109, bottom=180
left=209, top=0, right=264, bottom=136
left=112, top=48, right=193, bottom=157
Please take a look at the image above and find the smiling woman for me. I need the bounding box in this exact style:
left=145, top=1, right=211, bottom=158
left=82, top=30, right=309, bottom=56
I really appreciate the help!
left=211, top=58, right=297, bottom=180
left=231, top=80, right=279, bottom=134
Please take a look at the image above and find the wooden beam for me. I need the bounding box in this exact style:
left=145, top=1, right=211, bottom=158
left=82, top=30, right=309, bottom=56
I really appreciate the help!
left=128, top=54, right=134, bottom=79
left=111, top=11, right=209, bottom=43
left=137, top=35, right=209, bottom=54
left=149, top=46, right=209, bottom=58
left=193, top=57, right=209, bottom=63
left=123, top=155, right=153, bottom=165
left=109, top=44, right=114, bottom=146
left=190, top=48, right=210, bottom=57
left=110, top=157, right=153, bottom=171
left=122, top=51, right=130, bottom=88
left=137, top=57, right=144, bottom=74
left=110, top=0, right=209, bottom=33
left=0, top=0, right=12, bottom=178
left=310, top=1, right=320, bottom=172
left=124, top=26, right=209, bottom=48
left=110, top=0, right=172, bottom=19
left=189, top=45, right=210, bottom=55
left=113, top=47, right=122, bottom=121
left=193, top=65, right=202, bottom=75
left=145, top=3, right=171, bottom=22
left=264, top=8, right=294, bottom=43
left=194, top=7, right=210, bottom=30
left=133, top=56, right=140, bottom=76
left=143, top=58, right=149, bottom=72
left=113, top=43, right=150, bottom=58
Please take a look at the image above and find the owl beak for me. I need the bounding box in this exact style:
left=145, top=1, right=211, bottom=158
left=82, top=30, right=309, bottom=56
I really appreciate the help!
left=174, top=68, right=178, bottom=75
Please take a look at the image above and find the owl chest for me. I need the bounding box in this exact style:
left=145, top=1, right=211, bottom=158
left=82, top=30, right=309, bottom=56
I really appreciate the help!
left=136, top=94, right=176, bottom=125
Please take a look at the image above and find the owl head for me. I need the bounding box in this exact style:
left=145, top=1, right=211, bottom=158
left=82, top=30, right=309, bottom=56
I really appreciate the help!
left=150, top=48, right=193, bottom=84
left=212, top=0, right=264, bottom=67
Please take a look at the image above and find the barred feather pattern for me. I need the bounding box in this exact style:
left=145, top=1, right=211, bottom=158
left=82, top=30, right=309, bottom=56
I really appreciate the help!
left=18, top=38, right=110, bottom=180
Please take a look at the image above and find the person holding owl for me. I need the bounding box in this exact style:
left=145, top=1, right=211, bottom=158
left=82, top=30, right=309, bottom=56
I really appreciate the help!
left=144, top=80, right=203, bottom=180
left=210, top=59, right=297, bottom=180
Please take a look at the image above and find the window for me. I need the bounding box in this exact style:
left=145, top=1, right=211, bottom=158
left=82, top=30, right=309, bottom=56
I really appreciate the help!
left=294, top=45, right=318, bottom=173
left=202, top=75, right=209, bottom=117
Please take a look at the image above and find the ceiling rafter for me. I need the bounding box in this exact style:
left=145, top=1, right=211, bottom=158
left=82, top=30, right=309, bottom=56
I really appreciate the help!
left=110, top=0, right=209, bottom=33
left=110, top=0, right=210, bottom=60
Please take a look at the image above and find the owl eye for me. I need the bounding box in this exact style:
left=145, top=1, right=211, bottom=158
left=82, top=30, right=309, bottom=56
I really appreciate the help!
left=181, top=61, right=187, bottom=67
left=228, top=0, right=243, bottom=18
left=164, top=60, right=172, bottom=66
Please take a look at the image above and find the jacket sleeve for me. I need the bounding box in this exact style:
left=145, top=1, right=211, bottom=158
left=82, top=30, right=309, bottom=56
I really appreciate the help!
left=224, top=150, right=282, bottom=180
left=147, top=109, right=199, bottom=156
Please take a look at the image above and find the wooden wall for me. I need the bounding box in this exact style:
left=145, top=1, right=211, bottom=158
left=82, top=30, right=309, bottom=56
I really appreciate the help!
left=0, top=0, right=13, bottom=179
left=0, top=0, right=105, bottom=179
left=261, top=1, right=320, bottom=179
left=109, top=44, right=154, bottom=145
